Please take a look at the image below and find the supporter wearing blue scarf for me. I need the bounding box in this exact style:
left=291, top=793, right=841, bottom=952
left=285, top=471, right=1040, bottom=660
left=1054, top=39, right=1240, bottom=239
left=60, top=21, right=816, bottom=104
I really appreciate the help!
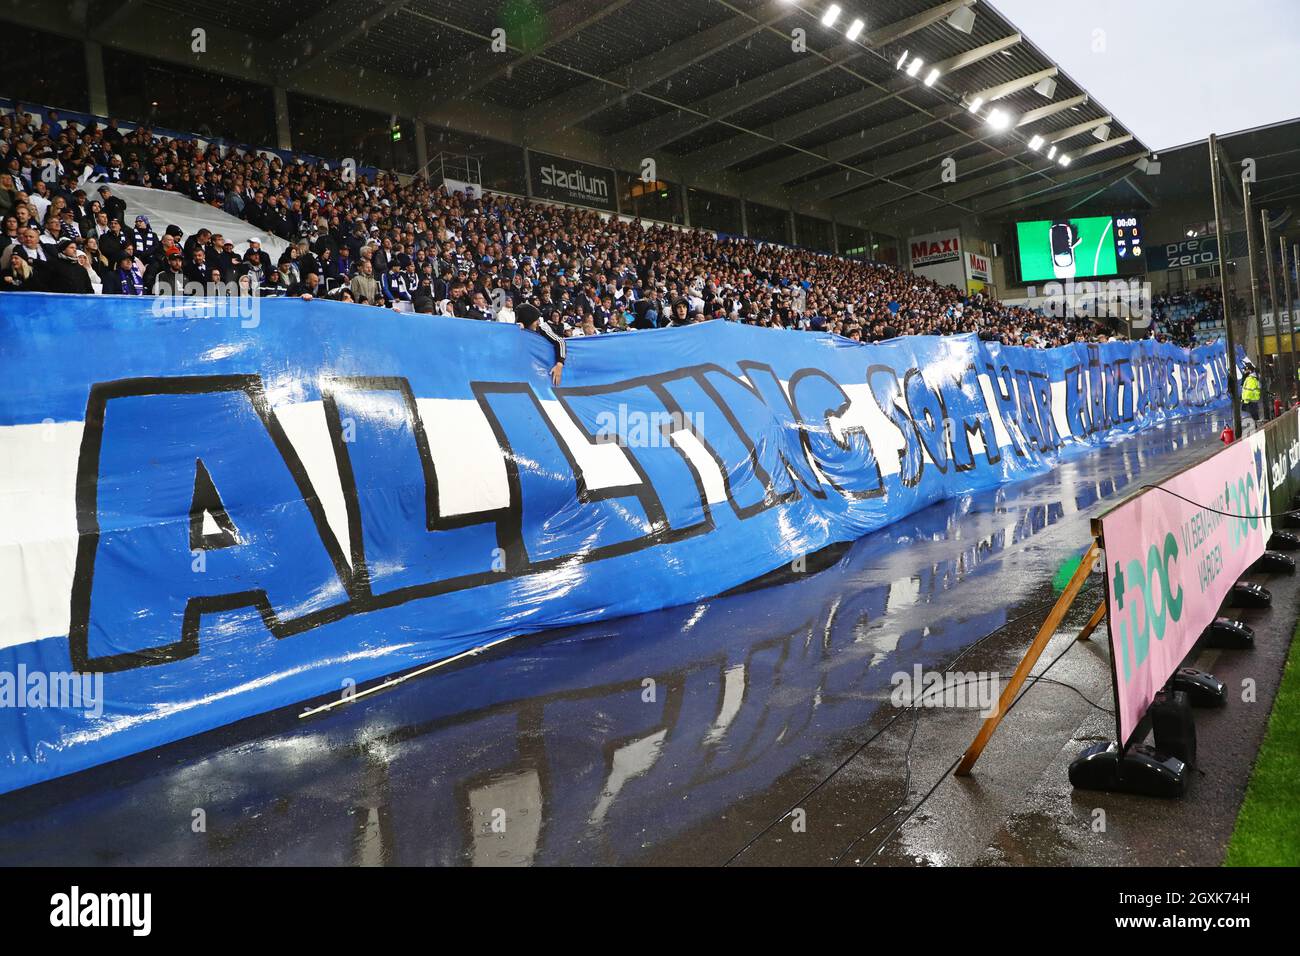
left=117, top=261, right=143, bottom=295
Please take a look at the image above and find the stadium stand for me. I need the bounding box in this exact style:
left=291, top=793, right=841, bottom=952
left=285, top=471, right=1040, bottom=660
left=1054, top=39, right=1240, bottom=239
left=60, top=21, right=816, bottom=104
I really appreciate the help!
left=1, top=98, right=1196, bottom=348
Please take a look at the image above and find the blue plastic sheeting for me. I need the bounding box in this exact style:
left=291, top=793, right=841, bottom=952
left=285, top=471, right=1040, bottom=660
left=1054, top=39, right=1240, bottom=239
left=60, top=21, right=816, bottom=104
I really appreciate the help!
left=0, top=292, right=1230, bottom=793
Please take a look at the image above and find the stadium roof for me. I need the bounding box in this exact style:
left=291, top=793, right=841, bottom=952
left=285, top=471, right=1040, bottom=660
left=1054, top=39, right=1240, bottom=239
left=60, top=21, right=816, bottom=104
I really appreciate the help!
left=1007, top=117, right=1300, bottom=229
left=1148, top=118, right=1300, bottom=212
left=20, top=0, right=1153, bottom=230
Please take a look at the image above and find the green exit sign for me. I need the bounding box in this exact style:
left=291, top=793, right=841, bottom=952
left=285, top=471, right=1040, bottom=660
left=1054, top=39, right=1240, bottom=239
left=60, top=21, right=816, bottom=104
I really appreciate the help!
left=390, top=127, right=402, bottom=142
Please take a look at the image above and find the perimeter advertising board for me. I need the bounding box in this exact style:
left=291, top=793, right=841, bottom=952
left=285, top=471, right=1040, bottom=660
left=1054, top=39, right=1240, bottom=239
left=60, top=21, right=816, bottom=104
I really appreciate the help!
left=1099, top=415, right=1280, bottom=744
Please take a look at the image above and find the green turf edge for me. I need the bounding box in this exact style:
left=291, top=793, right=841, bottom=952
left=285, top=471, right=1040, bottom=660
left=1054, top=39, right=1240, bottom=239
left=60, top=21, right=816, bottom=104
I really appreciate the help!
left=1224, top=619, right=1300, bottom=866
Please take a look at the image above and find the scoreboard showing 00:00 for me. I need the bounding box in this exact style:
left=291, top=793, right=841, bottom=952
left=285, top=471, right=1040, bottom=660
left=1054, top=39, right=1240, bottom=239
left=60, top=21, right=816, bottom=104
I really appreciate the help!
left=1015, top=214, right=1144, bottom=283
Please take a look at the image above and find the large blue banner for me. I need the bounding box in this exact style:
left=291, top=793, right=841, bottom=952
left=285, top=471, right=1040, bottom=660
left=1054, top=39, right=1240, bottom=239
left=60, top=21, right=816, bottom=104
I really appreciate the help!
left=0, top=292, right=1230, bottom=793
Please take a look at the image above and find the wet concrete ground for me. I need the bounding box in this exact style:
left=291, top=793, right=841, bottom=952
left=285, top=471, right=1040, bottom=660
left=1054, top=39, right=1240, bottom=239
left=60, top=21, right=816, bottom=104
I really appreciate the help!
left=0, top=407, right=1291, bottom=866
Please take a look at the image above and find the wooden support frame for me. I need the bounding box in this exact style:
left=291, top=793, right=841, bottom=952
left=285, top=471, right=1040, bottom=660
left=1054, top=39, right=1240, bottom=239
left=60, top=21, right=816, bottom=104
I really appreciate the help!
left=956, top=540, right=1101, bottom=776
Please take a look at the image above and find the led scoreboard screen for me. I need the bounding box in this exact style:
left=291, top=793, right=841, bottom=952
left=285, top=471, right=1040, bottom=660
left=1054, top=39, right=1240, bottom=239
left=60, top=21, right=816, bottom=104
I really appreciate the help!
left=1015, top=214, right=1144, bottom=283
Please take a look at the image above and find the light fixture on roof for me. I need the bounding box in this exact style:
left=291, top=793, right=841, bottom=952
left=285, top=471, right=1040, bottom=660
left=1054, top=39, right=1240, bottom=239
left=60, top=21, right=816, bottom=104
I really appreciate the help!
left=846, top=18, right=865, bottom=41
left=1058, top=154, right=1071, bottom=166
left=1092, top=123, right=1111, bottom=141
left=896, top=48, right=909, bottom=69
left=966, top=95, right=984, bottom=113
left=924, top=67, right=941, bottom=86
left=822, top=4, right=841, bottom=27
left=1028, top=135, right=1044, bottom=152
left=1033, top=77, right=1057, bottom=99
left=1047, top=145, right=1058, bottom=159
left=986, top=108, right=1010, bottom=130
left=947, top=5, right=976, bottom=34
left=906, top=56, right=924, bottom=77
left=1136, top=154, right=1162, bottom=175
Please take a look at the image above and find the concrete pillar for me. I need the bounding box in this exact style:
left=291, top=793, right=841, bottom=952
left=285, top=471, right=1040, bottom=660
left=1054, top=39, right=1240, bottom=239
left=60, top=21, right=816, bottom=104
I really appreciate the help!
left=85, top=41, right=108, bottom=116
left=831, top=216, right=839, bottom=255
left=522, top=147, right=534, bottom=199
left=788, top=208, right=797, bottom=246
left=739, top=199, right=749, bottom=238
left=414, top=121, right=429, bottom=178
left=273, top=87, right=291, bottom=151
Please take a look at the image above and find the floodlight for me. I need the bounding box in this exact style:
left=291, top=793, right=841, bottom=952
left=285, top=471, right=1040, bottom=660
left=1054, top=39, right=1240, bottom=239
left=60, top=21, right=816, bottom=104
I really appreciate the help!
left=947, top=6, right=976, bottom=34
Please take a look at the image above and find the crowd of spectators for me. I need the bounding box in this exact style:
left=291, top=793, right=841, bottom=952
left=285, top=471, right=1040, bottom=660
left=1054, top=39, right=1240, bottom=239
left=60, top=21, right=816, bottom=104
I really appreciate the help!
left=1150, top=287, right=1227, bottom=345
left=2, top=102, right=1146, bottom=348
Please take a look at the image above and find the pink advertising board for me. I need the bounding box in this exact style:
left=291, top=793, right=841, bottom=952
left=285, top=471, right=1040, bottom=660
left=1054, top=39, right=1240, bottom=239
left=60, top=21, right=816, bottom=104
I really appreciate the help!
left=1100, top=432, right=1271, bottom=744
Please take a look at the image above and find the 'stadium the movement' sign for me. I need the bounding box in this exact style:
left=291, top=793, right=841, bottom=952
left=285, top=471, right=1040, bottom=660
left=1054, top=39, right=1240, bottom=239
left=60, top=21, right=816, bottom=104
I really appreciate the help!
left=1099, top=407, right=1300, bottom=744
left=529, top=150, right=616, bottom=211
left=0, top=293, right=1233, bottom=792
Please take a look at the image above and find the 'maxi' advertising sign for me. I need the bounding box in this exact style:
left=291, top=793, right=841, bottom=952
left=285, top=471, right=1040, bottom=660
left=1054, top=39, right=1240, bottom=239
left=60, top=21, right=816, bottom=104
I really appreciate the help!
left=909, top=229, right=966, bottom=289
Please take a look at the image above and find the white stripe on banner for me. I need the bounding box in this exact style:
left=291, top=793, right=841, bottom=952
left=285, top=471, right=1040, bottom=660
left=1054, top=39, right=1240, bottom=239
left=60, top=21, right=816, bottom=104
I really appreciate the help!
left=539, top=400, right=641, bottom=491
left=414, top=398, right=511, bottom=516
left=274, top=400, right=351, bottom=567
left=0, top=421, right=81, bottom=650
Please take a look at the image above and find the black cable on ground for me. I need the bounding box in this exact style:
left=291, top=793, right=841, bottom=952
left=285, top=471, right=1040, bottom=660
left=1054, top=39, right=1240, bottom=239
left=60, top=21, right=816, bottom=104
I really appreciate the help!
left=1140, top=483, right=1298, bottom=521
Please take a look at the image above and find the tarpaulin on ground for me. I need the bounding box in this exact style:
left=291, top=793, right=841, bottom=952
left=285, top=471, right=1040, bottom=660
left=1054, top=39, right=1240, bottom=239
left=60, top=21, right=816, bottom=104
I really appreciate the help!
left=0, top=292, right=1231, bottom=792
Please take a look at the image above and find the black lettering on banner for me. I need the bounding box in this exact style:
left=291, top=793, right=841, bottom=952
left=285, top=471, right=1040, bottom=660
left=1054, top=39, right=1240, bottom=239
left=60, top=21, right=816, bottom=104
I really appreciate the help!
left=1063, top=363, right=1091, bottom=438
left=658, top=366, right=795, bottom=520
left=1031, top=371, right=1062, bottom=451
left=188, top=458, right=241, bottom=551
left=1115, top=358, right=1135, bottom=422
left=736, top=360, right=829, bottom=499
left=787, top=367, right=885, bottom=499
left=867, top=364, right=924, bottom=487
left=69, top=376, right=358, bottom=673
left=69, top=344, right=1129, bottom=673
left=904, top=368, right=949, bottom=474
left=941, top=363, right=1001, bottom=472
left=1086, top=346, right=1105, bottom=432
left=1014, top=369, right=1045, bottom=452
left=984, top=362, right=1028, bottom=458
